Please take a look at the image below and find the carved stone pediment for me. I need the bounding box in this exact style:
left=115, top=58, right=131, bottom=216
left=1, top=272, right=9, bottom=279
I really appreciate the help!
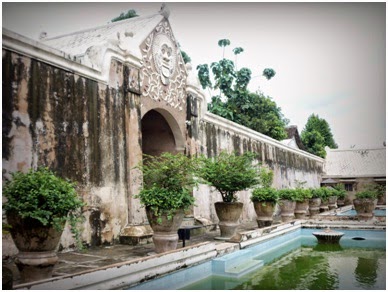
left=140, top=21, right=187, bottom=111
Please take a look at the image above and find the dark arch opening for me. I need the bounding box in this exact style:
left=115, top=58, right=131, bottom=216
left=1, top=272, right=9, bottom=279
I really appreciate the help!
left=141, top=110, right=177, bottom=156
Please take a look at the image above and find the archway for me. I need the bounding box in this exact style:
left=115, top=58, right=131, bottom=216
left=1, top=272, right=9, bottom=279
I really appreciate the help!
left=141, top=109, right=184, bottom=156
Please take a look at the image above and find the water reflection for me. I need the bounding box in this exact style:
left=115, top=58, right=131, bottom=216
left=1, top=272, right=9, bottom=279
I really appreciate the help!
left=313, top=243, right=343, bottom=252
left=355, top=256, right=379, bottom=288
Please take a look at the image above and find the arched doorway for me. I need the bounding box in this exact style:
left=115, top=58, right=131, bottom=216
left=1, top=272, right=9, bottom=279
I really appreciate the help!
left=141, top=109, right=184, bottom=156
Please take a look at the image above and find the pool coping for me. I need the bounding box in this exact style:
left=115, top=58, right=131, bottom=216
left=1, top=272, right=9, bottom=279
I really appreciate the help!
left=12, top=219, right=385, bottom=290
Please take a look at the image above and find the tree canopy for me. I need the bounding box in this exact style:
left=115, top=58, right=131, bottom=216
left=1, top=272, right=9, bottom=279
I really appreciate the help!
left=197, top=39, right=287, bottom=141
left=301, top=114, right=338, bottom=158
left=111, top=9, right=139, bottom=22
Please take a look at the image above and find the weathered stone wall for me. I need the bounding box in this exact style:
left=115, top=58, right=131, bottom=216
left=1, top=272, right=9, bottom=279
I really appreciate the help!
left=186, top=97, right=324, bottom=223
left=2, top=49, right=137, bottom=251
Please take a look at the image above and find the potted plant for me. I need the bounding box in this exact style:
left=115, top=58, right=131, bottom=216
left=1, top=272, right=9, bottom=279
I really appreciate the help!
left=376, top=184, right=386, bottom=205
left=319, top=187, right=330, bottom=212
left=309, top=188, right=322, bottom=217
left=326, top=187, right=339, bottom=210
left=333, top=184, right=347, bottom=207
left=353, top=187, right=378, bottom=220
left=294, top=188, right=312, bottom=219
left=136, top=152, right=197, bottom=253
left=277, top=189, right=297, bottom=222
left=197, top=151, right=259, bottom=239
left=251, top=167, right=278, bottom=228
left=3, top=167, right=84, bottom=283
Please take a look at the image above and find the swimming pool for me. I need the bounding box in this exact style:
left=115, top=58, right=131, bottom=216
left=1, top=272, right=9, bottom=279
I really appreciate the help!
left=128, top=228, right=386, bottom=290
left=338, top=209, right=386, bottom=217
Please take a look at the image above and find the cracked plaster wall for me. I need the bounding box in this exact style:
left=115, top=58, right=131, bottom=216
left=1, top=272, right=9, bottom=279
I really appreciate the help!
left=2, top=50, right=134, bottom=253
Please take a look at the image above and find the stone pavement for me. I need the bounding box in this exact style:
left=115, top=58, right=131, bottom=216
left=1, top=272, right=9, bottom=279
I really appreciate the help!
left=3, top=221, right=259, bottom=287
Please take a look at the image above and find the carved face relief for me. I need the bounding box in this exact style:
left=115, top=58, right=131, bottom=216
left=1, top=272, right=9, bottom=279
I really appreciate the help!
left=152, top=33, right=176, bottom=85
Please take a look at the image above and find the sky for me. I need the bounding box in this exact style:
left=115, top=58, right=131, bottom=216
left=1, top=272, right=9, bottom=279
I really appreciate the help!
left=2, top=2, right=386, bottom=149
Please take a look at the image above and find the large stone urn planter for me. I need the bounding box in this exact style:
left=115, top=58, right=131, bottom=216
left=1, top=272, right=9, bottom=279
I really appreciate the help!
left=320, top=198, right=329, bottom=213
left=6, top=213, right=64, bottom=283
left=353, top=198, right=376, bottom=220
left=253, top=201, right=276, bottom=228
left=328, top=196, right=338, bottom=210
left=146, top=207, right=185, bottom=253
left=337, top=198, right=345, bottom=208
left=214, top=202, right=243, bottom=240
left=294, top=200, right=309, bottom=219
left=279, top=199, right=296, bottom=222
left=308, top=198, right=321, bottom=217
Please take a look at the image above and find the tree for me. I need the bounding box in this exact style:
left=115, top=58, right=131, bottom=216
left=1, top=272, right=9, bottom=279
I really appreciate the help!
left=301, top=114, right=338, bottom=158
left=111, top=9, right=138, bottom=22
left=197, top=39, right=287, bottom=141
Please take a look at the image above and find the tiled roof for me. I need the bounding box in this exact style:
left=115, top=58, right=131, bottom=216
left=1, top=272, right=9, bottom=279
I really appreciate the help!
left=42, top=14, right=163, bottom=57
left=285, top=125, right=306, bottom=150
left=324, top=147, right=386, bottom=177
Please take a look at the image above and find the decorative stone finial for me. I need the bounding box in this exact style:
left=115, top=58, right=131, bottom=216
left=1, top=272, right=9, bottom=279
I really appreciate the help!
left=39, top=31, right=47, bottom=40
left=159, top=3, right=170, bottom=19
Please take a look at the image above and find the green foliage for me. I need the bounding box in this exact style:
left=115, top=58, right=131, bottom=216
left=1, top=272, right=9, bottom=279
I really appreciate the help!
left=311, top=187, right=324, bottom=199
left=355, top=183, right=380, bottom=199
left=181, top=50, right=191, bottom=64
left=135, top=153, right=197, bottom=222
left=301, top=114, right=338, bottom=158
left=263, top=68, right=276, bottom=80
left=258, top=167, right=274, bottom=189
left=312, top=187, right=331, bottom=200
left=3, top=167, right=85, bottom=247
left=355, top=190, right=378, bottom=199
left=332, top=184, right=347, bottom=199
left=251, top=166, right=276, bottom=203
left=218, top=39, right=231, bottom=47
left=111, top=9, right=138, bottom=22
left=197, top=39, right=287, bottom=141
left=197, top=151, right=260, bottom=203
left=277, top=189, right=298, bottom=201
left=294, top=188, right=313, bottom=202
left=233, top=47, right=244, bottom=55
left=301, top=130, right=326, bottom=158
left=197, top=64, right=212, bottom=90
left=251, top=187, right=278, bottom=203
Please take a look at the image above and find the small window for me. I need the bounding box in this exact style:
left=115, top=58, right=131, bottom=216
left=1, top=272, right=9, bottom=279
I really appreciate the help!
left=345, top=183, right=353, bottom=191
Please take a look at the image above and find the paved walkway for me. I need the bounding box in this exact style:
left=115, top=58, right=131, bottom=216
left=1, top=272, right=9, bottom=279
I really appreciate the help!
left=3, top=221, right=259, bottom=287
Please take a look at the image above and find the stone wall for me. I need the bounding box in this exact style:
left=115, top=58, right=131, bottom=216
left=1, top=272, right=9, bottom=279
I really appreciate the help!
left=2, top=48, right=137, bottom=251
left=2, top=27, right=324, bottom=255
left=186, top=97, right=324, bottom=223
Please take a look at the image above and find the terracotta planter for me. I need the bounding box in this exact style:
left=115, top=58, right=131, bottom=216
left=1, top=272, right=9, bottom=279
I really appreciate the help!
left=353, top=198, right=376, bottom=220
left=6, top=212, right=64, bottom=283
left=309, top=198, right=321, bottom=217
left=279, top=199, right=296, bottom=222
left=146, top=207, right=185, bottom=253
left=214, top=201, right=243, bottom=240
left=294, top=200, right=309, bottom=219
left=253, top=201, right=276, bottom=228
left=320, top=198, right=329, bottom=212
left=328, top=196, right=338, bottom=210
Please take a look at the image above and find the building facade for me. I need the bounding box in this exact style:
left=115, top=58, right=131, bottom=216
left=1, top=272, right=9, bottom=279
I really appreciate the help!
left=2, top=9, right=324, bottom=255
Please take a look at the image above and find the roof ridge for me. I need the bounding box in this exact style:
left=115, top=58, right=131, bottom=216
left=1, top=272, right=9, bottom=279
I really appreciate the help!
left=328, top=147, right=386, bottom=152
left=43, top=13, right=159, bottom=42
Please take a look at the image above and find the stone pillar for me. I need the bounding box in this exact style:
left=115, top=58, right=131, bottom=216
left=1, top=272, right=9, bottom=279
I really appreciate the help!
left=119, top=92, right=153, bottom=245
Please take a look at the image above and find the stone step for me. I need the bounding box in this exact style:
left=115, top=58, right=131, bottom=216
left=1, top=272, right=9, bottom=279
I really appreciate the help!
left=212, top=248, right=264, bottom=278
left=225, top=259, right=264, bottom=277
left=212, top=249, right=264, bottom=277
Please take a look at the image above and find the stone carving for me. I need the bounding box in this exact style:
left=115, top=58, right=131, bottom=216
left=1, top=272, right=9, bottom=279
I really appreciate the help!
left=140, top=21, right=187, bottom=111
left=152, top=33, right=176, bottom=85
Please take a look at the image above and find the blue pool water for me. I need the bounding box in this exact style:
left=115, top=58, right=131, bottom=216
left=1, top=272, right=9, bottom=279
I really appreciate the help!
left=128, top=228, right=386, bottom=290
left=338, top=209, right=386, bottom=216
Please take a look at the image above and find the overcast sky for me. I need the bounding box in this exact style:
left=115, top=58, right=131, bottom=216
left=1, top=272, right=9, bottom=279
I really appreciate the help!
left=2, top=2, right=386, bottom=149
